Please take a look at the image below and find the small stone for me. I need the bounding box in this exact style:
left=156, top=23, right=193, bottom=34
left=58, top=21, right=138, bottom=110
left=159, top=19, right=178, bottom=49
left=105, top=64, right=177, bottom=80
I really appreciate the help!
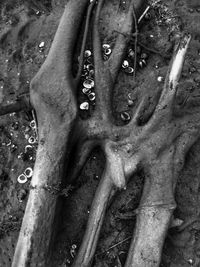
left=121, top=111, right=131, bottom=122
left=11, top=121, right=19, bottom=130
left=188, top=8, right=194, bottom=13
left=157, top=76, right=164, bottom=82
left=18, top=189, right=27, bottom=201
left=144, top=12, right=151, bottom=20
left=188, top=259, right=193, bottom=265
left=80, top=102, right=89, bottom=110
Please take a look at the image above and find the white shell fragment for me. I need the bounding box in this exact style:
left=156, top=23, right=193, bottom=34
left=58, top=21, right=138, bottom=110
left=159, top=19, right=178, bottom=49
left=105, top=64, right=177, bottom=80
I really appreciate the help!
left=122, top=60, right=129, bottom=68
left=121, top=111, right=131, bottom=122
left=88, top=92, right=95, bottom=101
left=102, top=44, right=110, bottom=49
left=17, top=174, right=28, bottom=184
left=30, top=120, right=36, bottom=128
left=157, top=76, right=164, bottom=82
left=24, top=167, right=33, bottom=178
left=82, top=87, right=91, bottom=95
left=128, top=49, right=135, bottom=58
left=125, top=66, right=134, bottom=74
left=38, top=41, right=45, bottom=48
left=28, top=136, right=36, bottom=144
left=104, top=48, right=112, bottom=55
left=84, top=50, right=92, bottom=57
left=80, top=102, right=89, bottom=110
left=83, top=79, right=94, bottom=89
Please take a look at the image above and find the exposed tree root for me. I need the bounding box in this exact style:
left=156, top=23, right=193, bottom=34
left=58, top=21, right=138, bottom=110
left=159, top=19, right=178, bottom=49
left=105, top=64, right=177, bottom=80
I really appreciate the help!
left=11, top=0, right=200, bottom=266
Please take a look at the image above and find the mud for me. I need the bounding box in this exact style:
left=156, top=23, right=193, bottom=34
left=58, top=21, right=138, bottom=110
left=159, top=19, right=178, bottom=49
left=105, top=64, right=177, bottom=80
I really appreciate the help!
left=0, top=0, right=200, bottom=266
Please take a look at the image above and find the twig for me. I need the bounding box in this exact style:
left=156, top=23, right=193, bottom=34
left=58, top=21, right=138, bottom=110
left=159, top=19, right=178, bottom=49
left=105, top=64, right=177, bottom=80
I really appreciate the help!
left=96, top=236, right=132, bottom=256
left=132, top=4, right=138, bottom=80
left=75, top=0, right=96, bottom=85
left=93, top=0, right=105, bottom=70
left=0, top=95, right=32, bottom=116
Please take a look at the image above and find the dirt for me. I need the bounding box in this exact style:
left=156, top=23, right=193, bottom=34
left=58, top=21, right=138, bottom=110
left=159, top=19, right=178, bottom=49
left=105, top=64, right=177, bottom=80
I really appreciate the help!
left=0, top=0, right=200, bottom=266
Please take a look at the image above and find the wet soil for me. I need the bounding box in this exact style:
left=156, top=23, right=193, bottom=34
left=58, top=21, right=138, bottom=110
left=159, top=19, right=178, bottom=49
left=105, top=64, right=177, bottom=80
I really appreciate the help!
left=0, top=0, right=200, bottom=266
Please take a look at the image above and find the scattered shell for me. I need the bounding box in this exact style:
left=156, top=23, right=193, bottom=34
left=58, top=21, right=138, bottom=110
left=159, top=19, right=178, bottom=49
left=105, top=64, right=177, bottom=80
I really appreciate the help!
left=24, top=167, right=33, bottom=178
left=104, top=48, right=112, bottom=55
left=157, top=76, right=164, bottom=82
left=83, top=79, right=94, bottom=89
left=103, top=55, right=109, bottom=61
left=38, top=41, right=45, bottom=48
left=88, top=92, right=95, bottom=101
left=80, top=102, right=89, bottom=110
left=17, top=174, right=28, bottom=184
left=125, top=66, right=134, bottom=74
left=89, top=69, right=94, bottom=77
left=28, top=136, right=36, bottom=144
left=122, top=60, right=129, bottom=68
left=82, top=87, right=91, bottom=95
left=139, top=59, right=146, bottom=68
left=128, top=49, right=135, bottom=58
left=128, top=99, right=134, bottom=106
left=84, top=50, right=92, bottom=57
left=121, top=111, right=131, bottom=122
left=30, top=120, right=36, bottom=128
left=102, top=44, right=110, bottom=49
left=86, top=64, right=94, bottom=71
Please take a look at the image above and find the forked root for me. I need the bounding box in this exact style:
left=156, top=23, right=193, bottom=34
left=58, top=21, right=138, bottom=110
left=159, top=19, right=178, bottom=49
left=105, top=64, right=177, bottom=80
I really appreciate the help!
left=72, top=165, right=115, bottom=267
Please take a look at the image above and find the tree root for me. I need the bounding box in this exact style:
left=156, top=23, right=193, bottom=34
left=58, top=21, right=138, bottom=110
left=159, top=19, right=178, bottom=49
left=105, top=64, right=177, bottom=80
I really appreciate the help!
left=11, top=0, right=200, bottom=266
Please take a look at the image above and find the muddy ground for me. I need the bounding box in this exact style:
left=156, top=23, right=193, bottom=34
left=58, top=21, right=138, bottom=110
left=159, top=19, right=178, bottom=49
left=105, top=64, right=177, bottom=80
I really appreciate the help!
left=0, top=0, right=200, bottom=266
